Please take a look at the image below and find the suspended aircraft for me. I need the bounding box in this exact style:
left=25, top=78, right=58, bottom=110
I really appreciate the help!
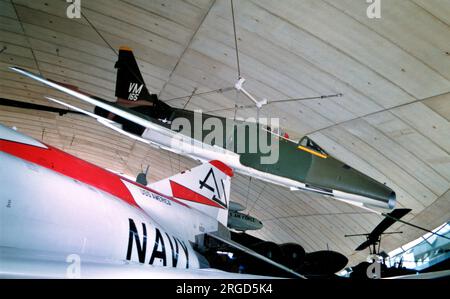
left=9, top=53, right=395, bottom=211
left=0, top=123, right=303, bottom=278
left=7, top=0, right=397, bottom=211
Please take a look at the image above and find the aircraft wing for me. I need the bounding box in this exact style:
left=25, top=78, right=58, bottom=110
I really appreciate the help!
left=369, top=208, right=411, bottom=240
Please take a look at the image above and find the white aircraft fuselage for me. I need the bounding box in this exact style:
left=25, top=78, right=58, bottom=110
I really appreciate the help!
left=0, top=124, right=231, bottom=277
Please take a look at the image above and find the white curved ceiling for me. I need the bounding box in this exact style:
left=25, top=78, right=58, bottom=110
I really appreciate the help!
left=0, top=0, right=449, bottom=266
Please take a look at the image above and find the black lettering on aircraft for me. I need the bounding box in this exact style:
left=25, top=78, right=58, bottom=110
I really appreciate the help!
left=220, top=179, right=228, bottom=207
left=199, top=168, right=227, bottom=208
left=126, top=219, right=189, bottom=268
left=149, top=228, right=167, bottom=266
left=126, top=218, right=147, bottom=263
left=176, top=237, right=190, bottom=269
left=128, top=83, right=143, bottom=101
left=165, top=232, right=179, bottom=267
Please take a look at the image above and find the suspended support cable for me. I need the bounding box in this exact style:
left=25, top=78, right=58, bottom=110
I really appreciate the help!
left=163, top=86, right=234, bottom=103
left=230, top=0, right=241, bottom=79
left=11, top=2, right=42, bottom=75
left=204, top=92, right=343, bottom=114
left=182, top=88, right=197, bottom=109
left=81, top=10, right=148, bottom=90
left=81, top=11, right=118, bottom=56
left=248, top=182, right=267, bottom=213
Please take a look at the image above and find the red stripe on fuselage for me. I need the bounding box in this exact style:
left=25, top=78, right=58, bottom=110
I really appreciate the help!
left=0, top=140, right=140, bottom=207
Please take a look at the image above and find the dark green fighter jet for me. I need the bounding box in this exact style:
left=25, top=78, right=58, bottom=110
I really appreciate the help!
left=10, top=47, right=395, bottom=210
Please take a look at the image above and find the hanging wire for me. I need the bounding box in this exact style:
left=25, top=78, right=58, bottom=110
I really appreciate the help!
left=244, top=176, right=252, bottom=208
left=182, top=88, right=197, bottom=109
left=11, top=0, right=50, bottom=139
left=11, top=2, right=42, bottom=75
left=81, top=10, right=151, bottom=91
left=163, top=87, right=234, bottom=103
left=81, top=11, right=118, bottom=56
left=271, top=93, right=343, bottom=104
left=230, top=0, right=241, bottom=79
left=168, top=151, right=174, bottom=174
left=248, top=182, right=267, bottom=213
left=157, top=0, right=245, bottom=108
left=204, top=93, right=343, bottom=114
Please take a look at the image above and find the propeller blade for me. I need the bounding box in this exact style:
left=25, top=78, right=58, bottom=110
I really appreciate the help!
left=355, top=239, right=373, bottom=251
left=369, top=208, right=411, bottom=240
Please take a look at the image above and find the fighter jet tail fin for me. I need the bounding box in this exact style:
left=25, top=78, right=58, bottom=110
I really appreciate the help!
left=150, top=161, right=233, bottom=227
left=114, top=46, right=154, bottom=102
left=112, top=46, right=173, bottom=120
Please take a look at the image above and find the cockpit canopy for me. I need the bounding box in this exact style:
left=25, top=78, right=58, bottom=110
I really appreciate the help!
left=298, top=136, right=328, bottom=158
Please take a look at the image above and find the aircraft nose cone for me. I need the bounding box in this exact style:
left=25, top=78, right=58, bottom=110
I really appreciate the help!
left=388, top=191, right=396, bottom=209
